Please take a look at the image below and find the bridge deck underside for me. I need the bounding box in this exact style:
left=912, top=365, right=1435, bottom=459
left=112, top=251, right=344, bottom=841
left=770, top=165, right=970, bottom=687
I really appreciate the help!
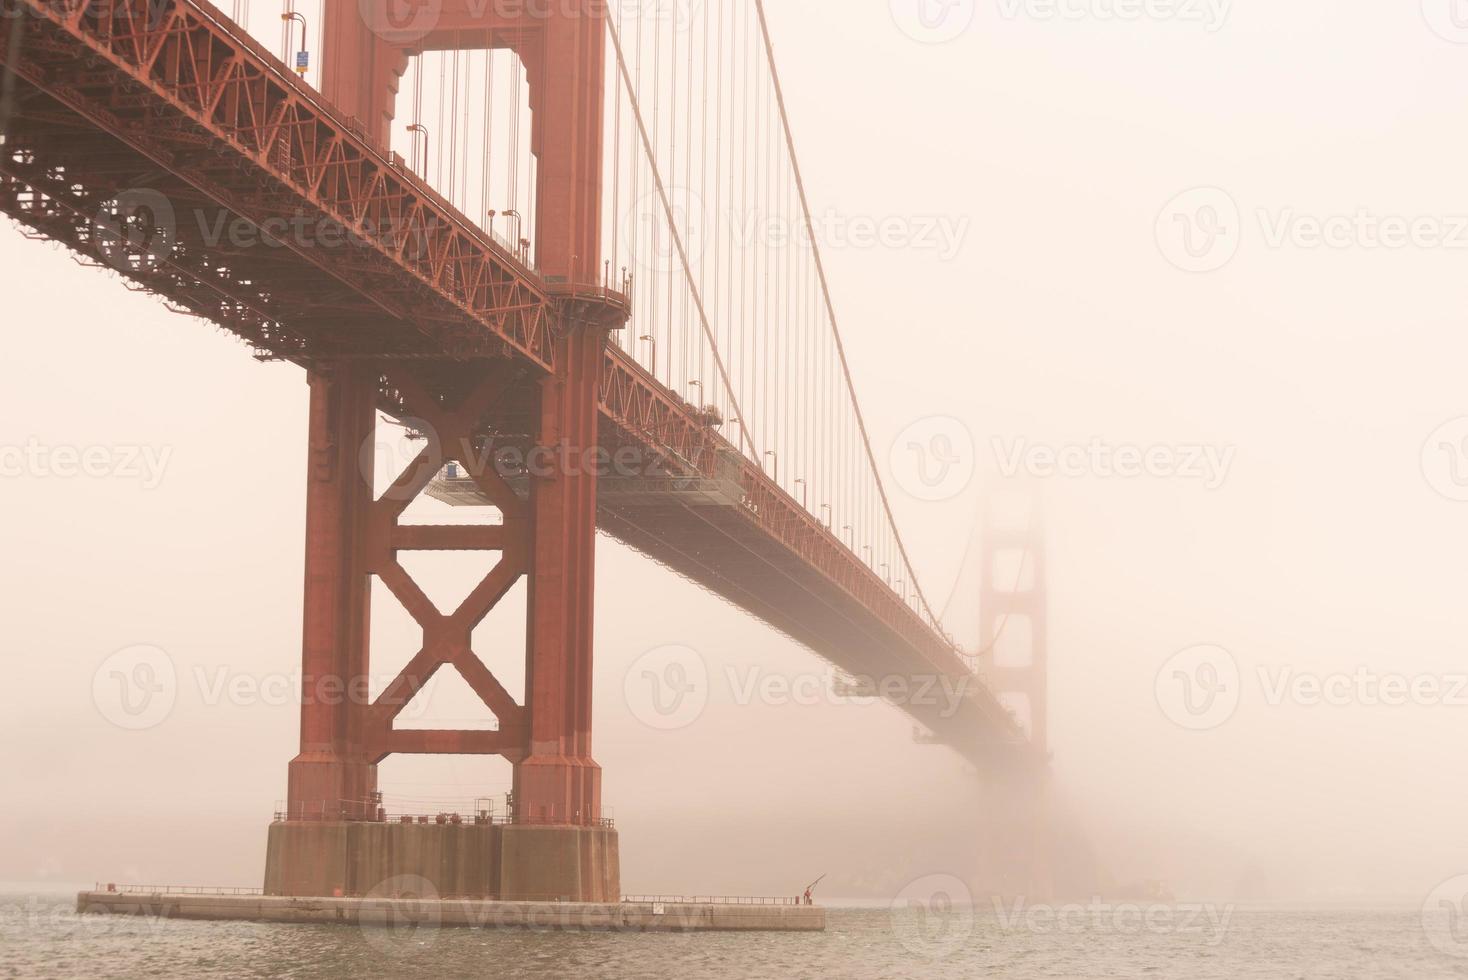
left=0, top=0, right=1028, bottom=770
left=598, top=499, right=1020, bottom=765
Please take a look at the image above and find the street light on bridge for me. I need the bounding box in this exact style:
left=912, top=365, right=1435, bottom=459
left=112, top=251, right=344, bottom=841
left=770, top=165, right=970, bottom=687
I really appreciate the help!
left=638, top=334, right=656, bottom=377
left=405, top=123, right=429, bottom=178
left=280, top=12, right=309, bottom=77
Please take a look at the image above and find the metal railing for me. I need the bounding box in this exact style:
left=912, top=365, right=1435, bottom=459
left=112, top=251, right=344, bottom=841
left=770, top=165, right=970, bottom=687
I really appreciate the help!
left=272, top=798, right=615, bottom=830
left=92, top=883, right=263, bottom=896
left=620, top=895, right=803, bottom=907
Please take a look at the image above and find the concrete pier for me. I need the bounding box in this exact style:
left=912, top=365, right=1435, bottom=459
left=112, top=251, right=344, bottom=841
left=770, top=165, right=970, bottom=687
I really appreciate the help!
left=263, top=821, right=620, bottom=903
left=76, top=890, right=826, bottom=933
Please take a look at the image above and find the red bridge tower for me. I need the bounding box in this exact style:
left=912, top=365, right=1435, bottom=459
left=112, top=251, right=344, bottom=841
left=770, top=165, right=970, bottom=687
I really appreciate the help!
left=265, top=0, right=622, bottom=901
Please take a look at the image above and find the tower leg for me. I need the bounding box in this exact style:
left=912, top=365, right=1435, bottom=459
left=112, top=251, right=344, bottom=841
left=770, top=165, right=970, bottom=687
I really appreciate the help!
left=285, top=363, right=378, bottom=824
left=978, top=497, right=1052, bottom=898
left=502, top=323, right=617, bottom=902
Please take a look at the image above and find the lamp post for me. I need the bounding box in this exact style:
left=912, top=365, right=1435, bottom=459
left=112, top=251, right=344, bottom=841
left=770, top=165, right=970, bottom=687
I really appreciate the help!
left=638, top=334, right=656, bottom=377
left=794, top=478, right=806, bottom=508
left=500, top=209, right=524, bottom=259
left=765, top=451, right=778, bottom=484
left=406, top=123, right=429, bottom=178
left=820, top=503, right=831, bottom=529
left=502, top=208, right=522, bottom=238
left=280, top=12, right=308, bottom=76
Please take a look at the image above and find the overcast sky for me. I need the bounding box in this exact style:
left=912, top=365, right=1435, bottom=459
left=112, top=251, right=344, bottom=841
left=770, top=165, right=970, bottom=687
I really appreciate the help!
left=4, top=0, right=1468, bottom=904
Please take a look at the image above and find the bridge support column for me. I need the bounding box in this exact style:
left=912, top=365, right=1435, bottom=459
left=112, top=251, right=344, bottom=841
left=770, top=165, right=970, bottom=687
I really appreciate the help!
left=502, top=321, right=612, bottom=900
left=285, top=363, right=379, bottom=823
left=518, top=328, right=603, bottom=824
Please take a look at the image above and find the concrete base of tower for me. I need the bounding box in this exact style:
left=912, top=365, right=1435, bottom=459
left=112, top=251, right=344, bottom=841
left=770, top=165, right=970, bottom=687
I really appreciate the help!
left=262, top=821, right=618, bottom=902
left=498, top=824, right=619, bottom=902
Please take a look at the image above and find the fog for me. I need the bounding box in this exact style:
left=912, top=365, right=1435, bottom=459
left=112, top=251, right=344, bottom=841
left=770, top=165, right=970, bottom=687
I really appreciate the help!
left=4, top=0, right=1468, bottom=909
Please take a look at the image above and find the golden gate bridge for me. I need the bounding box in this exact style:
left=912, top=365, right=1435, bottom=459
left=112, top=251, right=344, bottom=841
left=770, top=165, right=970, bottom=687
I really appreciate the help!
left=0, top=0, right=1055, bottom=904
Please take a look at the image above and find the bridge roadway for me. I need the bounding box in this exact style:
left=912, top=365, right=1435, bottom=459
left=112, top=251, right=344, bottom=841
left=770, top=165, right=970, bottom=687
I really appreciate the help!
left=0, top=0, right=1029, bottom=768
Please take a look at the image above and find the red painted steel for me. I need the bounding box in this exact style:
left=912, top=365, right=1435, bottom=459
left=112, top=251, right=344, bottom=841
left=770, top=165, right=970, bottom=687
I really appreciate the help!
left=287, top=363, right=379, bottom=821
left=0, top=0, right=1033, bottom=778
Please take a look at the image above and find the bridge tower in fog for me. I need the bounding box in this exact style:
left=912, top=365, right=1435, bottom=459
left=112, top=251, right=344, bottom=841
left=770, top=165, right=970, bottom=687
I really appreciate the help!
left=272, top=0, right=623, bottom=901
left=979, top=499, right=1048, bottom=758
left=975, top=496, right=1054, bottom=899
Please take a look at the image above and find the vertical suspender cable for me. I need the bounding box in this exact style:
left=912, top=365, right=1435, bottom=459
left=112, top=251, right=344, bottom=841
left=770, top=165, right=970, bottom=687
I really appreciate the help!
left=605, top=11, right=760, bottom=464
left=752, top=0, right=949, bottom=635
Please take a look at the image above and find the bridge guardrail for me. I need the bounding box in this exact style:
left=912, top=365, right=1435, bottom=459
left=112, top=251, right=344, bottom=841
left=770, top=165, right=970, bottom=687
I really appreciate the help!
left=91, top=883, right=264, bottom=896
